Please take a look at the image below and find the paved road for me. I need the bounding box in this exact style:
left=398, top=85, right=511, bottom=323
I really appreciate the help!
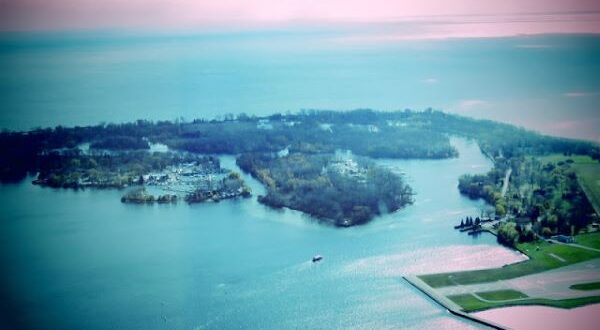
left=437, top=258, right=600, bottom=300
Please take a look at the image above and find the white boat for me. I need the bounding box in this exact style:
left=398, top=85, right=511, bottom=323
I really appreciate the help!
left=312, top=255, right=323, bottom=263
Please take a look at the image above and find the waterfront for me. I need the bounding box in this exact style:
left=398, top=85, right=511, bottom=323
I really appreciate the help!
left=0, top=138, right=528, bottom=329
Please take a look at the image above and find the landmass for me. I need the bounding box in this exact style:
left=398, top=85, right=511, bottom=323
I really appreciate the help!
left=237, top=152, right=413, bottom=226
left=121, top=188, right=177, bottom=204
left=1, top=109, right=599, bottom=230
left=410, top=144, right=600, bottom=319
left=28, top=149, right=251, bottom=205
left=410, top=233, right=600, bottom=314
left=458, top=155, right=596, bottom=244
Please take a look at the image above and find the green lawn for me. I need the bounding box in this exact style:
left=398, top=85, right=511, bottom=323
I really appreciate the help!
left=448, top=294, right=490, bottom=311
left=476, top=289, right=528, bottom=301
left=419, top=241, right=600, bottom=288
left=576, top=233, right=600, bottom=250
left=575, top=163, right=600, bottom=215
left=570, top=282, right=600, bottom=291
left=448, top=293, right=600, bottom=312
left=537, top=154, right=597, bottom=165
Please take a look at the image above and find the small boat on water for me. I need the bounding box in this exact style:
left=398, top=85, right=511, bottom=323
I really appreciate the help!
left=312, top=255, right=323, bottom=263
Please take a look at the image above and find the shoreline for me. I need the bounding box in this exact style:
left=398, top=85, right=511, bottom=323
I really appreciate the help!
left=406, top=237, right=600, bottom=329
left=403, top=275, right=509, bottom=330
left=473, top=304, right=600, bottom=330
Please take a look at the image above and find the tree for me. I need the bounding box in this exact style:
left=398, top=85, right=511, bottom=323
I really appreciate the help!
left=519, top=228, right=536, bottom=243
left=69, top=158, right=81, bottom=169
left=541, top=227, right=553, bottom=237
left=497, top=222, right=519, bottom=247
left=495, top=203, right=506, bottom=217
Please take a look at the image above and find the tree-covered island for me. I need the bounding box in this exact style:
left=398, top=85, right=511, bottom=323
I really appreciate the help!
left=237, top=152, right=413, bottom=226
left=32, top=151, right=219, bottom=189
left=28, top=150, right=252, bottom=205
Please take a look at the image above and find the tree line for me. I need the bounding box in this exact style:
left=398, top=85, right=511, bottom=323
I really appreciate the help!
left=3, top=109, right=598, bottom=183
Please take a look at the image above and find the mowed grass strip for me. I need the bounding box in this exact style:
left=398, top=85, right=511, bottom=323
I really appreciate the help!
left=419, top=241, right=600, bottom=288
left=447, top=294, right=488, bottom=311
left=448, top=293, right=600, bottom=312
left=576, top=233, right=600, bottom=250
left=570, top=282, right=600, bottom=291
left=476, top=289, right=528, bottom=301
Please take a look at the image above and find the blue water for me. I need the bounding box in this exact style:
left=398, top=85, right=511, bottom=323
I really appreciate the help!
left=0, top=138, right=526, bottom=329
left=0, top=32, right=599, bottom=141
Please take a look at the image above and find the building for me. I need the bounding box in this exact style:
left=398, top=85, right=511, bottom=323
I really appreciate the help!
left=256, top=119, right=273, bottom=130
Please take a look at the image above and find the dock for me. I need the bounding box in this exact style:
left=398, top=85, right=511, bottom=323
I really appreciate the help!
left=403, top=275, right=510, bottom=330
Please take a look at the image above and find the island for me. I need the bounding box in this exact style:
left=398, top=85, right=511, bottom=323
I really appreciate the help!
left=1, top=109, right=599, bottom=230
left=121, top=188, right=177, bottom=204
left=237, top=152, right=413, bottom=226
left=26, top=148, right=252, bottom=205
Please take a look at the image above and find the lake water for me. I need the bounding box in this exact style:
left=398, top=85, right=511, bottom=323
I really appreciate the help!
left=0, top=32, right=599, bottom=142
left=0, top=138, right=527, bottom=329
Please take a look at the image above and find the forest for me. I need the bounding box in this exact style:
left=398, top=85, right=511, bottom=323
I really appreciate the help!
left=32, top=151, right=218, bottom=189
left=237, top=152, right=413, bottom=226
left=459, top=156, right=595, bottom=245
left=2, top=109, right=598, bottom=183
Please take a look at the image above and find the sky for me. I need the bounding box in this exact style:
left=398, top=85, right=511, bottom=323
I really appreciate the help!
left=1, top=0, right=600, bottom=34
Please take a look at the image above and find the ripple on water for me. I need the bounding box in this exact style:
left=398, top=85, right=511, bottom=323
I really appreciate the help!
left=341, top=244, right=528, bottom=277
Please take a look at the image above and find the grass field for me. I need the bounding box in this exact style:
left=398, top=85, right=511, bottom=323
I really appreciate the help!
left=537, top=154, right=597, bottom=164
left=419, top=241, right=600, bottom=288
left=537, top=154, right=600, bottom=215
left=576, top=163, right=600, bottom=215
left=477, top=289, right=528, bottom=301
left=448, top=293, right=600, bottom=312
left=576, top=232, right=600, bottom=250
left=570, top=282, right=600, bottom=291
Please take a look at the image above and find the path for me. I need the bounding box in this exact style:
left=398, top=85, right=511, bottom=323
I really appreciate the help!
left=471, top=292, right=530, bottom=304
left=548, top=253, right=566, bottom=262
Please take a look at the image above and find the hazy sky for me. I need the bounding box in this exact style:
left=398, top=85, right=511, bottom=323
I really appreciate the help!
left=1, top=0, right=600, bottom=35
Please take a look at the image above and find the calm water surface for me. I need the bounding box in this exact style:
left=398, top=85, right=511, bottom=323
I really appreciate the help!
left=0, top=138, right=526, bottom=329
left=1, top=32, right=599, bottom=142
